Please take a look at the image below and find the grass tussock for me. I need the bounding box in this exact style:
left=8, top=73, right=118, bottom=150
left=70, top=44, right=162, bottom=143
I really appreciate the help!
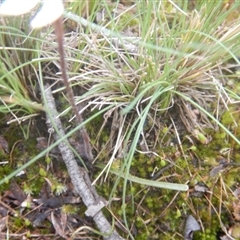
left=0, top=1, right=240, bottom=239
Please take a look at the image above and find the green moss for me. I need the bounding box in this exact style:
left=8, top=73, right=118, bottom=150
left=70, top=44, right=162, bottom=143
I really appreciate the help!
left=224, top=169, right=240, bottom=187
left=13, top=217, right=24, bottom=228
left=62, top=204, right=79, bottom=215
left=176, top=157, right=189, bottom=169
left=221, top=110, right=235, bottom=125
left=234, top=152, right=240, bottom=162
left=214, top=131, right=226, bottom=139
left=88, top=92, right=238, bottom=239
left=194, top=229, right=217, bottom=240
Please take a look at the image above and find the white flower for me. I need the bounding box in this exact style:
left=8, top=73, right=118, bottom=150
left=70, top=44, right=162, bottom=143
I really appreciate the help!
left=31, top=0, right=64, bottom=28
left=0, top=0, right=39, bottom=16
left=0, top=0, right=64, bottom=28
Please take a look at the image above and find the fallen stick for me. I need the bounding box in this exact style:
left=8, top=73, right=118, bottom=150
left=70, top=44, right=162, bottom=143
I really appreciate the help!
left=44, top=84, right=124, bottom=240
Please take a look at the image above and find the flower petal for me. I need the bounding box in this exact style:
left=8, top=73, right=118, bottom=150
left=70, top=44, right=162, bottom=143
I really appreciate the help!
left=0, top=0, right=39, bottom=16
left=31, top=0, right=64, bottom=29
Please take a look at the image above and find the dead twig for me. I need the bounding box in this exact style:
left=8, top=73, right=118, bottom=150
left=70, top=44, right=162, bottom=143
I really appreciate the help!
left=44, top=84, right=124, bottom=240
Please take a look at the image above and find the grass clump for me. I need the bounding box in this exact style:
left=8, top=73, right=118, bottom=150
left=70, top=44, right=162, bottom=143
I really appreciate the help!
left=0, top=0, right=240, bottom=239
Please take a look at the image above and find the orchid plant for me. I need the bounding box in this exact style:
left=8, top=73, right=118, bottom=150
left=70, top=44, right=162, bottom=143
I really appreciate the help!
left=0, top=0, right=93, bottom=164
left=0, top=0, right=77, bottom=115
